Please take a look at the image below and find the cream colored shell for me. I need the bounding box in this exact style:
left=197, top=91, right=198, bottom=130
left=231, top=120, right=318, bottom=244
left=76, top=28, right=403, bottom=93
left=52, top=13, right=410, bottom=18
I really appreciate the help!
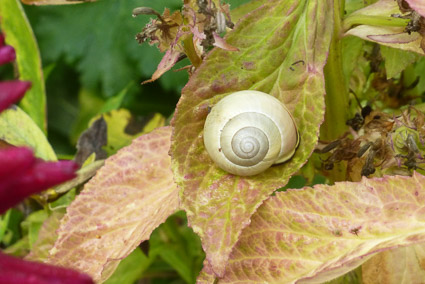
left=203, top=90, right=299, bottom=176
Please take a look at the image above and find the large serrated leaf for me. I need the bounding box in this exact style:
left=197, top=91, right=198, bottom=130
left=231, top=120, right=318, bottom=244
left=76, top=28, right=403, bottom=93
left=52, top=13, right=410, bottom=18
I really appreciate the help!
left=47, top=127, right=179, bottom=283
left=217, top=173, right=425, bottom=283
left=0, top=0, right=47, bottom=132
left=171, top=0, right=332, bottom=276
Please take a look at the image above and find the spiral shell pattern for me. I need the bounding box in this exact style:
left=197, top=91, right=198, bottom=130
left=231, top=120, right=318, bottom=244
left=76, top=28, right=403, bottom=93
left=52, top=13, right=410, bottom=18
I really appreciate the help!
left=203, top=90, right=299, bottom=176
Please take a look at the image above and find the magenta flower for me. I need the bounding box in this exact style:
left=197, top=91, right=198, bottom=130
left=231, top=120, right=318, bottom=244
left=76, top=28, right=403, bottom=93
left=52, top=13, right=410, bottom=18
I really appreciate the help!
left=0, top=34, right=31, bottom=112
left=0, top=34, right=93, bottom=284
left=0, top=147, right=79, bottom=214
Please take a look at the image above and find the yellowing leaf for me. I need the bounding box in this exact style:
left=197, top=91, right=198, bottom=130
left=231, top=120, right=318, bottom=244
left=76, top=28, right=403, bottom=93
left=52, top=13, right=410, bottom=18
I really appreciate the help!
left=47, top=127, right=179, bottom=283
left=97, top=109, right=165, bottom=155
left=362, top=244, right=425, bottom=283
left=171, top=0, right=332, bottom=277
left=0, top=107, right=56, bottom=160
left=217, top=173, right=425, bottom=283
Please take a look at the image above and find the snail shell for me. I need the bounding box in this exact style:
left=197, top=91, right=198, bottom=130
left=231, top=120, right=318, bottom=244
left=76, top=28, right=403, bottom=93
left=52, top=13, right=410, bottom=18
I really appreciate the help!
left=203, top=90, right=299, bottom=176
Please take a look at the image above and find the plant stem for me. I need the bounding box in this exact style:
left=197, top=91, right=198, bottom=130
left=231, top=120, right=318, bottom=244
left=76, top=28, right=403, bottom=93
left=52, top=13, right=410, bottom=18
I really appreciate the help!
left=320, top=0, right=348, bottom=181
left=343, top=15, right=410, bottom=32
left=321, top=0, right=347, bottom=141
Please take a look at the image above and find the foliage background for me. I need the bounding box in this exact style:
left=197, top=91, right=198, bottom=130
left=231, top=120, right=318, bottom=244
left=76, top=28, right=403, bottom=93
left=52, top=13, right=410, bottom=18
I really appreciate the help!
left=1, top=0, right=254, bottom=283
left=3, top=0, right=425, bottom=283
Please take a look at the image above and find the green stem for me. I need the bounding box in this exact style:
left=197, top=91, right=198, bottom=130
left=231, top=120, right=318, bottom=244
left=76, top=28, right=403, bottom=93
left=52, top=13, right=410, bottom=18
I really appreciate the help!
left=343, top=15, right=410, bottom=32
left=320, top=0, right=348, bottom=181
left=321, top=0, right=347, bottom=141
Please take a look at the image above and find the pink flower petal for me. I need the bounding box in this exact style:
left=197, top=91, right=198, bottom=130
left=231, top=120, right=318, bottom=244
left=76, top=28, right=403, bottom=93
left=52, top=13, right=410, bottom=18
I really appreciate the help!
left=0, top=252, right=93, bottom=284
left=0, top=156, right=79, bottom=214
left=0, top=147, right=35, bottom=181
left=0, top=45, right=15, bottom=65
left=0, top=81, right=31, bottom=112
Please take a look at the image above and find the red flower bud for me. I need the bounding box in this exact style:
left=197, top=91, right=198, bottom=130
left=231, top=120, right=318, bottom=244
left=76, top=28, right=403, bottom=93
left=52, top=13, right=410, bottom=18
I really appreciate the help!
left=0, top=45, right=16, bottom=65
left=0, top=253, right=94, bottom=284
left=0, top=148, right=79, bottom=214
left=0, top=81, right=31, bottom=112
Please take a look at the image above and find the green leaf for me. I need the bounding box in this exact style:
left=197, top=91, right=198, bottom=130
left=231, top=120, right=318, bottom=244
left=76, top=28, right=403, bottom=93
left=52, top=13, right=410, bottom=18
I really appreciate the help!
left=0, top=209, right=24, bottom=246
left=104, top=248, right=152, bottom=284
left=48, top=188, right=77, bottom=210
left=100, top=83, right=131, bottom=114
left=381, top=45, right=421, bottom=79
left=150, top=212, right=204, bottom=284
left=21, top=210, right=48, bottom=249
left=47, top=127, right=179, bottom=283
left=25, top=210, right=65, bottom=262
left=171, top=0, right=332, bottom=276
left=0, top=0, right=46, bottom=132
left=215, top=173, right=425, bottom=283
left=0, top=107, right=56, bottom=160
left=98, top=109, right=165, bottom=155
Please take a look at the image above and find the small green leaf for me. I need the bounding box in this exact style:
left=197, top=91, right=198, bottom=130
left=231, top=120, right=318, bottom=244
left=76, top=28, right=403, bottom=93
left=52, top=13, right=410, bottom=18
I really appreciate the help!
left=150, top=212, right=204, bottom=284
left=25, top=210, right=65, bottom=262
left=0, top=0, right=47, bottom=132
left=0, top=107, right=56, bottom=160
left=48, top=189, right=77, bottom=210
left=381, top=46, right=420, bottom=79
left=21, top=210, right=48, bottom=249
left=98, top=109, right=165, bottom=155
left=100, top=83, right=132, bottom=114
left=104, top=248, right=152, bottom=284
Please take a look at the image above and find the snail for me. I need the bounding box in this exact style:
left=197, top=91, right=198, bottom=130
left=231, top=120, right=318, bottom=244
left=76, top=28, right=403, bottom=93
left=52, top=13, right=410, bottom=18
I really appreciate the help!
left=203, top=90, right=299, bottom=176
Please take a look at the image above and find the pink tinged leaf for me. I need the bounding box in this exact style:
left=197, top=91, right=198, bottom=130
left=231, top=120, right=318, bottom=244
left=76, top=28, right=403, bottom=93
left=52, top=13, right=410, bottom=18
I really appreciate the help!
left=0, top=45, right=16, bottom=65
left=47, top=127, right=179, bottom=283
left=0, top=81, right=31, bottom=112
left=219, top=173, right=425, bottom=283
left=212, top=32, right=239, bottom=51
left=172, top=0, right=332, bottom=277
left=0, top=158, right=78, bottom=214
left=346, top=26, right=424, bottom=54
left=405, top=0, right=425, bottom=17
left=0, top=252, right=93, bottom=284
left=142, top=49, right=181, bottom=84
left=368, top=32, right=420, bottom=44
